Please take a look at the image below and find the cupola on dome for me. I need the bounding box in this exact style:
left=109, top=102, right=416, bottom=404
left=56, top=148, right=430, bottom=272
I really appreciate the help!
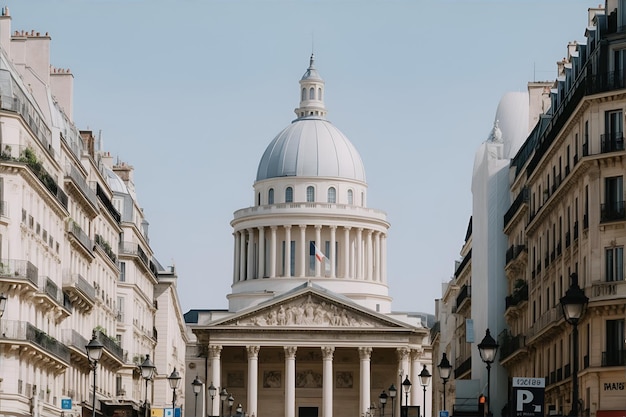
left=256, top=55, right=366, bottom=183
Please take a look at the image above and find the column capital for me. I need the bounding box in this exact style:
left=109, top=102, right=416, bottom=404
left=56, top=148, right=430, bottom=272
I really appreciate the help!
left=396, top=347, right=410, bottom=361
left=284, top=346, right=297, bottom=359
left=329, top=225, right=337, bottom=230
left=321, top=346, right=335, bottom=360
left=270, top=225, right=278, bottom=231
left=247, top=345, right=260, bottom=359
left=258, top=226, right=265, bottom=232
left=208, top=345, right=223, bottom=359
left=299, top=224, right=307, bottom=230
left=411, top=347, right=424, bottom=360
left=358, top=347, right=373, bottom=360
left=343, top=226, right=352, bottom=231
left=314, top=224, right=323, bottom=230
left=284, top=225, right=292, bottom=230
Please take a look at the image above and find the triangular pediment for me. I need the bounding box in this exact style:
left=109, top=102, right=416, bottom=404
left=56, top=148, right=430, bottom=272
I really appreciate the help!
left=214, top=286, right=409, bottom=330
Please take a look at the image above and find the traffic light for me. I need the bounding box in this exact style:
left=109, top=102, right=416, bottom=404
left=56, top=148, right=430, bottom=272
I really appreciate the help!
left=478, top=394, right=486, bottom=416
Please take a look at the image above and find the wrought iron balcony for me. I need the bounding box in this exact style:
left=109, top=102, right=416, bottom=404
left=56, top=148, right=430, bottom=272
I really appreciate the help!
left=456, top=284, right=471, bottom=309
left=62, top=272, right=95, bottom=303
left=602, top=349, right=626, bottom=366
left=95, top=329, right=124, bottom=362
left=601, top=132, right=625, bottom=153
left=0, top=259, right=39, bottom=287
left=66, top=220, right=93, bottom=255
left=600, top=201, right=626, bottom=222
left=1, top=320, right=70, bottom=363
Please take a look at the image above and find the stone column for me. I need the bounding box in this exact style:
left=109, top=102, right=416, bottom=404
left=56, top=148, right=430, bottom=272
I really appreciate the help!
left=322, top=346, right=335, bottom=417
left=258, top=226, right=265, bottom=278
left=284, top=225, right=292, bottom=277
left=247, top=229, right=255, bottom=280
left=374, top=232, right=381, bottom=282
left=329, top=226, right=337, bottom=278
left=247, top=346, right=260, bottom=417
left=270, top=226, right=277, bottom=278
left=315, top=225, right=323, bottom=277
left=343, top=227, right=351, bottom=278
left=366, top=230, right=373, bottom=280
left=239, top=230, right=246, bottom=281
left=285, top=346, right=297, bottom=417
left=208, top=345, right=223, bottom=417
left=359, top=347, right=373, bottom=416
left=410, top=348, right=423, bottom=409
left=234, top=232, right=240, bottom=283
left=299, top=225, right=307, bottom=277
left=356, top=228, right=363, bottom=279
left=381, top=233, right=387, bottom=283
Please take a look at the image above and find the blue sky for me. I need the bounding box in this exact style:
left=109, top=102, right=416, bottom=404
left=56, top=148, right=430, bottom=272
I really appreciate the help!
left=9, top=0, right=600, bottom=314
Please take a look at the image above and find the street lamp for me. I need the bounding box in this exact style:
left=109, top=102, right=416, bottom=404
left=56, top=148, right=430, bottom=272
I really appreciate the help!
left=208, top=382, right=217, bottom=417
left=379, top=391, right=388, bottom=417
left=388, top=384, right=397, bottom=417
left=167, top=368, right=181, bottom=415
left=85, top=331, right=104, bottom=417
left=220, top=388, right=228, bottom=417
left=437, top=353, right=452, bottom=412
left=0, top=293, right=7, bottom=318
left=560, top=273, right=589, bottom=417
left=140, top=354, right=156, bottom=417
left=478, top=329, right=499, bottom=417
left=228, top=395, right=234, bottom=417
left=236, top=403, right=243, bottom=416
left=192, top=376, right=203, bottom=417
left=402, top=376, right=412, bottom=417
left=419, top=365, right=431, bottom=417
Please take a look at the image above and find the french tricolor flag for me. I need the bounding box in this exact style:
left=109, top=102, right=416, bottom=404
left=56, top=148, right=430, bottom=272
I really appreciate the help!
left=312, top=243, right=326, bottom=262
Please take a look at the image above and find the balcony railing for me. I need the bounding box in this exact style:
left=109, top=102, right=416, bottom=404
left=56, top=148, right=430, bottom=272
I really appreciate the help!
left=1, top=320, right=70, bottom=363
left=96, top=183, right=121, bottom=223
left=61, top=328, right=89, bottom=352
left=95, top=330, right=124, bottom=362
left=62, top=272, right=96, bottom=302
left=528, top=305, right=560, bottom=338
left=0, top=259, right=39, bottom=287
left=65, top=163, right=98, bottom=208
left=66, top=220, right=93, bottom=255
left=505, top=283, right=528, bottom=309
left=95, top=234, right=117, bottom=263
left=601, top=132, right=625, bottom=153
left=505, top=245, right=526, bottom=265
left=454, top=356, right=471, bottom=378
left=456, top=284, right=471, bottom=308
left=602, top=350, right=626, bottom=366
left=119, top=242, right=150, bottom=268
left=454, top=249, right=472, bottom=278
left=499, top=333, right=525, bottom=360
left=600, top=201, right=626, bottom=222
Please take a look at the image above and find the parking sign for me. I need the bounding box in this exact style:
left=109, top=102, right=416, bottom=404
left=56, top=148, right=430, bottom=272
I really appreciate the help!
left=512, top=378, right=545, bottom=417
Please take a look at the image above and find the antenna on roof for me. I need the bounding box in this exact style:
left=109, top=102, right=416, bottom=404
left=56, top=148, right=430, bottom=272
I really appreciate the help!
left=311, top=30, right=315, bottom=55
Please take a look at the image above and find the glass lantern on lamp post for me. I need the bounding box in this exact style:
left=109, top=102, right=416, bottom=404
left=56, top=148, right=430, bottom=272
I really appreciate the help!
left=478, top=329, right=499, bottom=417
left=419, top=365, right=431, bottom=417
left=437, top=353, right=452, bottom=412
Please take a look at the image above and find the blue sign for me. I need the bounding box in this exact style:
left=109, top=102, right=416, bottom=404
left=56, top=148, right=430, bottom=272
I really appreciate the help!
left=440, top=411, right=449, bottom=417
left=61, top=398, right=72, bottom=410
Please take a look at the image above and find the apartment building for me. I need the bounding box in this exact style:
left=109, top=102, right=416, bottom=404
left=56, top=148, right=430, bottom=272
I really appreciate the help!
left=0, top=8, right=186, bottom=417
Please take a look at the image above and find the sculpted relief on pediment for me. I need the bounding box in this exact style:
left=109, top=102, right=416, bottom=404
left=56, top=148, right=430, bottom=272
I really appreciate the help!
left=235, top=295, right=384, bottom=328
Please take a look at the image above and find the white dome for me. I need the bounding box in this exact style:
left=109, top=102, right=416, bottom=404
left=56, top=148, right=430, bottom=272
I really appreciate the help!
left=256, top=117, right=366, bottom=182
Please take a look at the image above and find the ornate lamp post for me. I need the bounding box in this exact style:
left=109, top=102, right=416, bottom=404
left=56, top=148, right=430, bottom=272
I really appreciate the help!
left=560, top=273, right=589, bottom=417
left=437, top=353, right=452, bottom=412
left=478, top=329, right=499, bottom=417
left=208, top=382, right=217, bottom=417
left=140, top=355, right=156, bottom=417
left=388, top=384, right=397, bottom=417
left=419, top=365, right=431, bottom=417
left=192, top=376, right=203, bottom=417
left=402, top=376, right=412, bottom=417
left=236, top=403, right=243, bottom=417
left=228, top=395, right=234, bottom=417
left=379, top=391, right=388, bottom=417
left=220, top=388, right=228, bottom=417
left=167, top=368, right=181, bottom=415
left=85, top=331, right=104, bottom=417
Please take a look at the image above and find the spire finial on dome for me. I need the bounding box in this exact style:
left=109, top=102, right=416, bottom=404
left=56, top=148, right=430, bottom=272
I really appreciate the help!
left=309, top=53, right=315, bottom=68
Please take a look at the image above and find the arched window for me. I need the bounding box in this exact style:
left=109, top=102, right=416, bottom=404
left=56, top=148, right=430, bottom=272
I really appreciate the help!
left=328, top=187, right=336, bottom=203
left=309, top=87, right=315, bottom=100
left=361, top=192, right=365, bottom=206
left=257, top=193, right=261, bottom=206
left=285, top=187, right=293, bottom=203
left=301, top=88, right=306, bottom=101
left=306, top=186, right=315, bottom=202
left=347, top=190, right=353, bottom=205
left=318, top=88, right=322, bottom=101
left=268, top=188, right=274, bottom=205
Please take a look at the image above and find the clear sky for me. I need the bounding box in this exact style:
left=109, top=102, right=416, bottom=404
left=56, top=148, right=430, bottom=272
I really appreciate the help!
left=8, top=0, right=600, bottom=315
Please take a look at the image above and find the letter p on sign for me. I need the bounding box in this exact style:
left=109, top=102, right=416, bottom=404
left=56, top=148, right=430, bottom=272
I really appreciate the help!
left=516, top=389, right=534, bottom=411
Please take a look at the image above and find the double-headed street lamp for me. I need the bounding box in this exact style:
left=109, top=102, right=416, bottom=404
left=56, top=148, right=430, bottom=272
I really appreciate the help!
left=140, top=355, right=156, bottom=417
left=419, top=365, right=431, bottom=417
left=85, top=331, right=104, bottom=417
left=379, top=391, right=388, bottom=417
left=402, top=376, right=412, bottom=417
left=437, top=353, right=452, bottom=412
left=478, top=329, right=499, bottom=417
left=220, top=388, right=229, bottom=417
left=167, top=368, right=181, bottom=415
left=560, top=273, right=588, bottom=417
left=191, top=376, right=203, bottom=417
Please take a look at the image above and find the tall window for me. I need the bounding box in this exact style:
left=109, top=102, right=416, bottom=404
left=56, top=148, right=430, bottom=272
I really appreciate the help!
left=605, top=109, right=624, bottom=151
left=605, top=319, right=625, bottom=366
left=301, top=88, right=306, bottom=101
left=347, top=190, right=353, bottom=205
left=327, top=187, right=336, bottom=203
left=268, top=188, right=274, bottom=205
left=318, top=87, right=322, bottom=101
left=604, top=176, right=624, bottom=221
left=119, top=262, right=126, bottom=282
left=306, top=186, right=315, bottom=202
left=285, top=187, right=293, bottom=203
left=309, top=87, right=315, bottom=100
left=606, top=246, right=624, bottom=281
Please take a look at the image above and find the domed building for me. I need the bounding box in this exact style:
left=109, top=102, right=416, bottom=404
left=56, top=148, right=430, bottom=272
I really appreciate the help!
left=186, top=56, right=430, bottom=417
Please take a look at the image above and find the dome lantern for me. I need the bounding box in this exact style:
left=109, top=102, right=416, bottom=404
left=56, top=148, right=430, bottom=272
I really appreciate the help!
left=295, top=54, right=326, bottom=119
